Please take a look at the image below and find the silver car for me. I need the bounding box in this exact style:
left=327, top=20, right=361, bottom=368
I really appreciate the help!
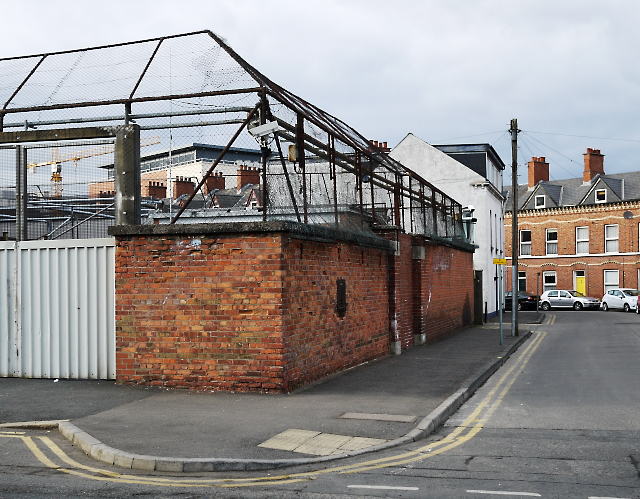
left=539, top=290, right=601, bottom=311
left=601, top=288, right=639, bottom=312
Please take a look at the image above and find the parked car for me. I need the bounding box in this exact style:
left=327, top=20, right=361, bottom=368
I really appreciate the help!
left=504, top=291, right=539, bottom=311
left=601, top=288, right=639, bottom=312
left=539, top=290, right=600, bottom=311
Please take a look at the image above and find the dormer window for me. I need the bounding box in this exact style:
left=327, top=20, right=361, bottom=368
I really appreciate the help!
left=595, top=189, right=606, bottom=203
left=535, top=195, right=545, bottom=209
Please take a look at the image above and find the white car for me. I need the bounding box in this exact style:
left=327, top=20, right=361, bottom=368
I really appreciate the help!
left=601, top=288, right=639, bottom=312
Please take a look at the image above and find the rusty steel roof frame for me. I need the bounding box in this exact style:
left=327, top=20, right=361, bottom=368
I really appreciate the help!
left=0, top=30, right=466, bottom=240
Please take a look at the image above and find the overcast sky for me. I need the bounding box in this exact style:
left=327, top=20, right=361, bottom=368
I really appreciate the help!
left=3, top=1, right=640, bottom=185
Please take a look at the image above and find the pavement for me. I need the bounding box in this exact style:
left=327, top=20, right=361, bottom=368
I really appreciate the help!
left=0, top=318, right=541, bottom=472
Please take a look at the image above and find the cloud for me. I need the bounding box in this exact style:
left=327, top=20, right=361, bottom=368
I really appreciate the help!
left=2, top=0, right=640, bottom=183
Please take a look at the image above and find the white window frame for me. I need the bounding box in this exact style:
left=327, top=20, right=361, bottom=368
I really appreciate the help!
left=605, top=224, right=619, bottom=253
left=595, top=189, right=607, bottom=204
left=546, top=228, right=558, bottom=255
left=575, top=226, right=589, bottom=255
left=520, top=230, right=531, bottom=256
left=518, top=271, right=527, bottom=292
left=535, top=195, right=545, bottom=209
left=543, top=271, right=557, bottom=292
left=604, top=269, right=619, bottom=293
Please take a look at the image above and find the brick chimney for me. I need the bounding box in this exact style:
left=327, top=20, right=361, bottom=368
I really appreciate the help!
left=173, top=177, right=194, bottom=199
left=237, top=165, right=260, bottom=190
left=369, top=139, right=391, bottom=153
left=205, top=172, right=225, bottom=194
left=583, top=148, right=604, bottom=182
left=528, top=156, right=549, bottom=188
left=147, top=181, right=166, bottom=199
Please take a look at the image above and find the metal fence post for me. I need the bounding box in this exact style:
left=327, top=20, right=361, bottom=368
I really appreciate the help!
left=15, top=146, right=27, bottom=241
left=114, top=124, right=141, bottom=225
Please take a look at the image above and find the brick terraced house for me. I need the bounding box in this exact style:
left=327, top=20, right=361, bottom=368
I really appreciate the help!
left=504, top=148, right=640, bottom=299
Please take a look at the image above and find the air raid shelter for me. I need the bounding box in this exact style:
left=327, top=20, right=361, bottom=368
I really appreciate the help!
left=0, top=31, right=475, bottom=392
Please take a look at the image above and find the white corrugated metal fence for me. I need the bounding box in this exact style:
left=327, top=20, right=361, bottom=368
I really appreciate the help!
left=0, top=238, right=115, bottom=379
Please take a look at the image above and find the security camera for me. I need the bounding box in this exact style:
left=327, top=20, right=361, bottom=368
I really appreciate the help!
left=248, top=121, right=281, bottom=138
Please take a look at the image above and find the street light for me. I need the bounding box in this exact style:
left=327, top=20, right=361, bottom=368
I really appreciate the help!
left=537, top=272, right=540, bottom=313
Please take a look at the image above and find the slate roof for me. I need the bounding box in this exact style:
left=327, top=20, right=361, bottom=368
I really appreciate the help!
left=504, top=170, right=640, bottom=212
left=210, top=184, right=261, bottom=209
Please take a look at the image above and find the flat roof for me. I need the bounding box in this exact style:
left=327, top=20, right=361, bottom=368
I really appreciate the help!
left=431, top=143, right=506, bottom=170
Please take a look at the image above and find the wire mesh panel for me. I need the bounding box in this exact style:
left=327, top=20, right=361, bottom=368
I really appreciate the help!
left=0, top=140, right=117, bottom=240
left=0, top=148, right=15, bottom=240
left=0, top=30, right=470, bottom=246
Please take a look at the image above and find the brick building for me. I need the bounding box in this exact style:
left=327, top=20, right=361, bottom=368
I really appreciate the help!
left=110, top=223, right=474, bottom=392
left=89, top=143, right=261, bottom=199
left=504, top=149, right=640, bottom=298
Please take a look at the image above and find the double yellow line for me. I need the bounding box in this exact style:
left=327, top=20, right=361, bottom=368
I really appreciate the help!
left=4, top=331, right=547, bottom=488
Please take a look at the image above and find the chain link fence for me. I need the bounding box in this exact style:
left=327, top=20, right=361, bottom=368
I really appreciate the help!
left=0, top=31, right=468, bottom=245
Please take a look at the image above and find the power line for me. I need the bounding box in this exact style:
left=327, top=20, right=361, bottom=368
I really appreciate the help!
left=518, top=134, right=577, bottom=180
left=526, top=130, right=640, bottom=144
left=518, top=134, right=537, bottom=161
left=490, top=131, right=508, bottom=148
left=521, top=132, right=583, bottom=167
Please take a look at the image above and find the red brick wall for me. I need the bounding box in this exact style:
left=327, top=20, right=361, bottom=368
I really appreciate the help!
left=379, top=230, right=474, bottom=350
left=280, top=240, right=389, bottom=391
left=387, top=232, right=414, bottom=349
left=375, top=230, right=415, bottom=350
left=414, top=240, right=474, bottom=342
left=114, top=225, right=475, bottom=392
left=505, top=203, right=640, bottom=297
left=115, top=233, right=287, bottom=391
left=115, top=231, right=390, bottom=392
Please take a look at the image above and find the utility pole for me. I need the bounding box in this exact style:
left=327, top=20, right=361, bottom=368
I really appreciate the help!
left=510, top=118, right=519, bottom=337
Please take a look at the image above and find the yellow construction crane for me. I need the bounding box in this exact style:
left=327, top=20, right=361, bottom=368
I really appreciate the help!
left=27, top=136, right=161, bottom=197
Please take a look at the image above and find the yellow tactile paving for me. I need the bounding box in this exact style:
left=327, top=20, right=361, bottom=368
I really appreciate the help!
left=295, top=433, right=353, bottom=456
left=257, top=429, right=319, bottom=451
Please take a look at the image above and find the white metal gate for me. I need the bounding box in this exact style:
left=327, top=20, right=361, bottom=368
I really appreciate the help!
left=0, top=238, right=115, bottom=379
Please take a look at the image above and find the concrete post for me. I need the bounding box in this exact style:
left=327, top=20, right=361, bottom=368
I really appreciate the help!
left=114, top=125, right=140, bottom=225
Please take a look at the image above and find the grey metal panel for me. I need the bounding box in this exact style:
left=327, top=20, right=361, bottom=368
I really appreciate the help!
left=0, top=242, right=17, bottom=377
left=16, top=238, right=115, bottom=379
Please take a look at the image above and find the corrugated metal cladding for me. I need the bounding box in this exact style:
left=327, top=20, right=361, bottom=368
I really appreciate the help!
left=0, top=238, right=115, bottom=379
left=0, top=242, right=17, bottom=377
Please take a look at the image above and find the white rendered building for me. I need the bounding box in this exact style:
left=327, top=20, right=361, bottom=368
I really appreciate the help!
left=390, top=134, right=506, bottom=319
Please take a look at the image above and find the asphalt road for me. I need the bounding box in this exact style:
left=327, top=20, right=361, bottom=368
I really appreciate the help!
left=1, top=310, right=639, bottom=498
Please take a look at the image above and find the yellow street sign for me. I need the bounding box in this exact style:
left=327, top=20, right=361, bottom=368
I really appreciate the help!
left=493, top=258, right=507, bottom=265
